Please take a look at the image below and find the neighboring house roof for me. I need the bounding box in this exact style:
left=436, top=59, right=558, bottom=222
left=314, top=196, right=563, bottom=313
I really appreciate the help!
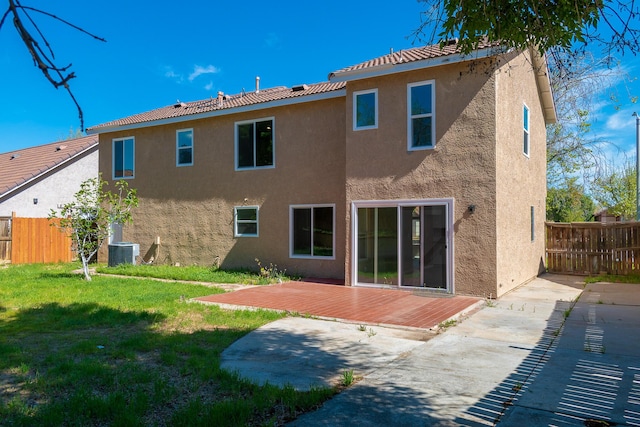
left=0, top=135, right=98, bottom=198
left=88, top=39, right=556, bottom=132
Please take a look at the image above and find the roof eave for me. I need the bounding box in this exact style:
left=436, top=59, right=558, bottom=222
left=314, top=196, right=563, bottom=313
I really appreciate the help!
left=328, top=46, right=508, bottom=83
left=530, top=46, right=557, bottom=124
left=87, top=89, right=347, bottom=135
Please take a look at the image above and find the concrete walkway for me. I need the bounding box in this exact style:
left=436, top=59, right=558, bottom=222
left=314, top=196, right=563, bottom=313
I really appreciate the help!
left=220, top=274, right=640, bottom=426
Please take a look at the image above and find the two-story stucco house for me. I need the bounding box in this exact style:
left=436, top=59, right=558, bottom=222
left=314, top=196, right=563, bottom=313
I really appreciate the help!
left=88, top=41, right=555, bottom=298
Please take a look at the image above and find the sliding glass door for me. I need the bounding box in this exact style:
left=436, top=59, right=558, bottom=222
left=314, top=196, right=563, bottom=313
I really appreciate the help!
left=400, top=205, right=447, bottom=289
left=354, top=201, right=450, bottom=291
left=357, top=207, right=398, bottom=286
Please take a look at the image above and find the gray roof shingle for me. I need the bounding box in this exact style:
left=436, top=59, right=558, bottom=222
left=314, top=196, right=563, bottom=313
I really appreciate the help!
left=0, top=135, right=98, bottom=197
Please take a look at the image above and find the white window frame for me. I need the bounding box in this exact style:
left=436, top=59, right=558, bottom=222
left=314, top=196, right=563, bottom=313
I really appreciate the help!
left=176, top=128, right=194, bottom=167
left=350, top=198, right=454, bottom=293
left=234, top=117, right=275, bottom=171
left=407, top=80, right=436, bottom=151
left=112, top=137, right=135, bottom=180
left=289, top=204, right=336, bottom=259
left=234, top=206, right=259, bottom=237
left=523, top=103, right=530, bottom=157
left=353, top=89, right=378, bottom=131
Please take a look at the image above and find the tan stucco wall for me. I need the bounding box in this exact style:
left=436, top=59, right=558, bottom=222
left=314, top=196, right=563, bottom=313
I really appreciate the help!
left=343, top=60, right=499, bottom=296
left=494, top=51, right=548, bottom=296
left=97, top=51, right=548, bottom=297
left=99, top=98, right=346, bottom=278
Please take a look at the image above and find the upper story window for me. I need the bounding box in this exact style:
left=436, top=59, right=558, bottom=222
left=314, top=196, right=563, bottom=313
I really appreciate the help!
left=523, top=104, right=530, bottom=157
left=407, top=81, right=435, bottom=150
left=176, top=128, right=193, bottom=166
left=290, top=205, right=335, bottom=258
left=353, top=89, right=378, bottom=130
left=113, top=137, right=134, bottom=179
left=236, top=118, right=274, bottom=170
left=234, top=206, right=259, bottom=237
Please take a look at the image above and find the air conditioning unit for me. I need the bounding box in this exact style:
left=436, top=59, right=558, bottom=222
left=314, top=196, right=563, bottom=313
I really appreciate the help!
left=108, top=242, right=140, bottom=267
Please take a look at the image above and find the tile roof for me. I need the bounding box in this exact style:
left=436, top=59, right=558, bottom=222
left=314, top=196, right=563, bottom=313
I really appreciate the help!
left=0, top=135, right=98, bottom=197
left=329, top=38, right=501, bottom=78
left=88, top=81, right=347, bottom=132
left=88, top=39, right=503, bottom=132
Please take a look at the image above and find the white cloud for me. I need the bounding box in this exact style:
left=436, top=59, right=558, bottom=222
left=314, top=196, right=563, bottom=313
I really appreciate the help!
left=163, top=66, right=184, bottom=83
left=189, top=65, right=219, bottom=81
left=606, top=109, right=638, bottom=131
left=204, top=81, right=214, bottom=91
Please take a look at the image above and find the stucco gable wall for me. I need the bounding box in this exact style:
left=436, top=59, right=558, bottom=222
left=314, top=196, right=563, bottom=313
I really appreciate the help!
left=0, top=150, right=98, bottom=217
left=494, top=50, right=548, bottom=296
left=343, top=61, right=499, bottom=296
left=98, top=97, right=347, bottom=278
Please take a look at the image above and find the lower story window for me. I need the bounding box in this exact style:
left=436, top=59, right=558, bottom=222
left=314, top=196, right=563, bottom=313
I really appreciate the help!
left=235, top=206, right=258, bottom=237
left=290, top=205, right=335, bottom=258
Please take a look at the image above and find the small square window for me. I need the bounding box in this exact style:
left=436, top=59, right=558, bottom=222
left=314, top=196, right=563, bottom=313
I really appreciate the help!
left=113, top=137, right=135, bottom=179
left=353, top=89, right=378, bottom=130
left=177, top=129, right=193, bottom=166
left=407, top=81, right=435, bottom=150
left=523, top=104, right=530, bottom=157
left=234, top=206, right=258, bottom=237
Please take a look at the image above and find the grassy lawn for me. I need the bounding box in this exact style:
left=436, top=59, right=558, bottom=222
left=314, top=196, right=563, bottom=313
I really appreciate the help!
left=585, top=273, right=640, bottom=284
left=0, top=263, right=335, bottom=426
left=97, top=262, right=292, bottom=285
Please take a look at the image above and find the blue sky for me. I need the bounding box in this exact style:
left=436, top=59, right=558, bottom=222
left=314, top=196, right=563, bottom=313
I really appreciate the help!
left=0, top=0, right=638, bottom=162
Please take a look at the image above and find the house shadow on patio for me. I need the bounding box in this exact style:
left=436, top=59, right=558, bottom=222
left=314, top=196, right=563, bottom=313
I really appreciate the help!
left=457, top=276, right=640, bottom=426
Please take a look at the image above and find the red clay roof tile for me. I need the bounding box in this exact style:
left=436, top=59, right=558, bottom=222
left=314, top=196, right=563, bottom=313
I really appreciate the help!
left=88, top=81, right=347, bottom=132
left=88, top=39, right=501, bottom=132
left=329, top=38, right=500, bottom=77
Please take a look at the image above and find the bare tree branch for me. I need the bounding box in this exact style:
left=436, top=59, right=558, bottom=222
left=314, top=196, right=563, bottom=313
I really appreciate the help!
left=1, top=0, right=106, bottom=131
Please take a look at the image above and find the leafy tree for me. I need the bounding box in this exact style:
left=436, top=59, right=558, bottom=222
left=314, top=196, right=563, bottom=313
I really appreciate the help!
left=547, top=178, right=596, bottom=222
left=49, top=177, right=138, bottom=281
left=415, top=0, right=639, bottom=58
left=591, top=161, right=637, bottom=220
left=545, top=51, right=632, bottom=187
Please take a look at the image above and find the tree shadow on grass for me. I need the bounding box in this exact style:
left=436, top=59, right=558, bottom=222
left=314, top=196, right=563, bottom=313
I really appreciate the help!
left=0, top=302, right=162, bottom=335
left=0, top=301, right=342, bottom=426
left=0, top=301, right=248, bottom=425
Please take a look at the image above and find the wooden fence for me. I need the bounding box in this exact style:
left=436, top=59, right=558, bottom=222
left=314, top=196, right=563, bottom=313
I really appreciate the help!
left=546, top=221, right=640, bottom=275
left=0, top=217, right=10, bottom=262
left=0, top=215, right=73, bottom=264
